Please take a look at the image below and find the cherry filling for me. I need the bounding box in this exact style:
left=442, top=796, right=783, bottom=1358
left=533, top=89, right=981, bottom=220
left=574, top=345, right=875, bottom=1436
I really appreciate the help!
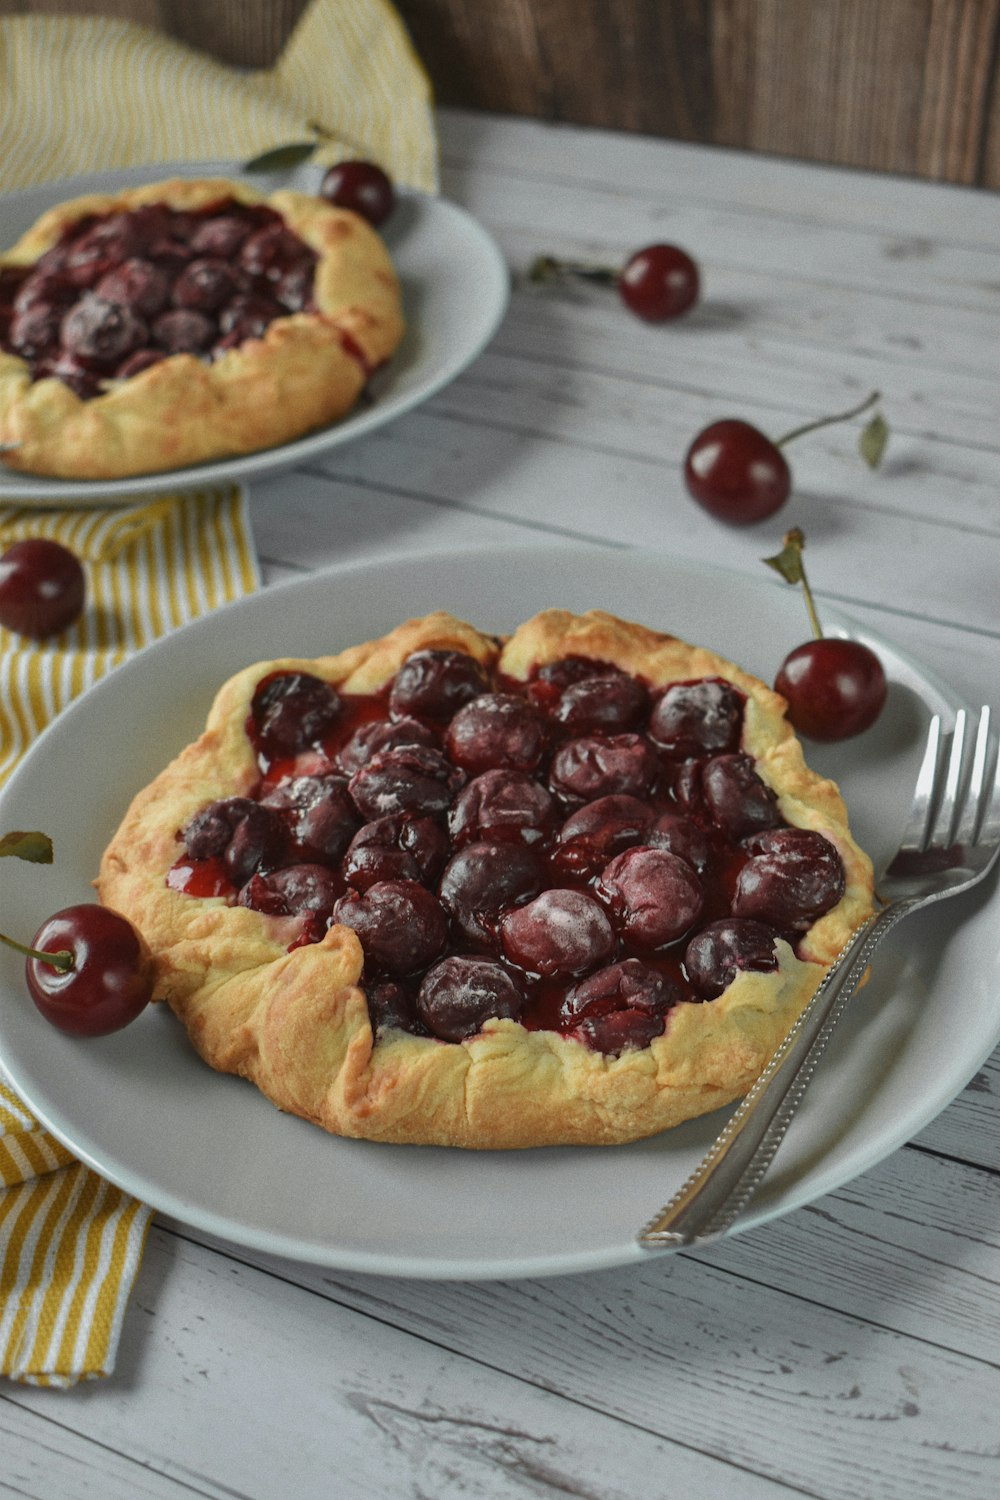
left=170, top=649, right=847, bottom=1056
left=0, top=198, right=321, bottom=400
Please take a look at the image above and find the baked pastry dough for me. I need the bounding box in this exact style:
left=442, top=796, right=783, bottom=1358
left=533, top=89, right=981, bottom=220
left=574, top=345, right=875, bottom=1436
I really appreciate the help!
left=97, top=609, right=876, bottom=1148
left=0, top=177, right=403, bottom=479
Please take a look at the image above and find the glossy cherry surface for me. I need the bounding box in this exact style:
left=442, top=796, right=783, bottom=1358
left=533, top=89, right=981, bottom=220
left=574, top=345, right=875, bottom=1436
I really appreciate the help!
left=0, top=538, right=86, bottom=637
left=26, top=904, right=154, bottom=1036
left=320, top=161, right=395, bottom=226
left=0, top=198, right=319, bottom=401
left=684, top=419, right=791, bottom=524
left=172, top=643, right=851, bottom=1057
left=618, top=243, right=699, bottom=322
left=775, top=637, right=887, bottom=741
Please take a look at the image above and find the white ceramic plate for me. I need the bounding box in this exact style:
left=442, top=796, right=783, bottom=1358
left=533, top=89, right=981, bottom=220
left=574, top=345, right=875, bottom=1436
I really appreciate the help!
left=0, top=160, right=509, bottom=506
left=0, top=544, right=995, bottom=1281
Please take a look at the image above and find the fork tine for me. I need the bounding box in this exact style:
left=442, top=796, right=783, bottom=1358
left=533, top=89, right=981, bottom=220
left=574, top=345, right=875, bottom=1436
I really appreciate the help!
left=955, top=707, right=992, bottom=847
left=898, top=714, right=944, bottom=852
left=977, top=711, right=1000, bottom=847
left=929, top=709, right=968, bottom=848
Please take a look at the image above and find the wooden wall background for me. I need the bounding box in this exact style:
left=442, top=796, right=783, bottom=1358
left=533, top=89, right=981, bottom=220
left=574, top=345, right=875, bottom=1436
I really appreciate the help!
left=1, top=0, right=999, bottom=188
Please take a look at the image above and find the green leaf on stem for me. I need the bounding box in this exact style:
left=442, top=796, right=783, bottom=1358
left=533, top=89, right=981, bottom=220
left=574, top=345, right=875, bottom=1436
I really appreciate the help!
left=244, top=141, right=317, bottom=173
left=763, top=527, right=806, bottom=587
left=859, top=411, right=890, bottom=469
left=0, top=830, right=53, bottom=863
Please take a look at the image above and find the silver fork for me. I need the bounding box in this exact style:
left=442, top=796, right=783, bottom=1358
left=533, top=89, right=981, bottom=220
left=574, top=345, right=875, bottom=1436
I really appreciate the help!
left=638, top=706, right=1000, bottom=1251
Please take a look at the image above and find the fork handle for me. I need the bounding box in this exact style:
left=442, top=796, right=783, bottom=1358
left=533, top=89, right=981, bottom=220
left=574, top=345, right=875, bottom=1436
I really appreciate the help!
left=638, top=899, right=917, bottom=1249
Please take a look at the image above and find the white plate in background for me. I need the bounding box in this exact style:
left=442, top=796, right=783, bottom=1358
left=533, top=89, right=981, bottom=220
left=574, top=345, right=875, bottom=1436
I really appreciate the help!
left=0, top=161, right=509, bottom=506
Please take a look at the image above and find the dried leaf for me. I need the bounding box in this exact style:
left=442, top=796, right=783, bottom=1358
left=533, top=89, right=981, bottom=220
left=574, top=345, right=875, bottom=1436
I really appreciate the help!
left=528, top=255, right=559, bottom=285
left=244, top=141, right=317, bottom=173
left=859, top=411, right=889, bottom=468
left=0, top=830, right=54, bottom=863
left=763, top=528, right=806, bottom=586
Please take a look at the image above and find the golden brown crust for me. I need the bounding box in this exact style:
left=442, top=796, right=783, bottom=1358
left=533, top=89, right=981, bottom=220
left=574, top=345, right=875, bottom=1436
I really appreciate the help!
left=0, top=177, right=404, bottom=480
left=97, top=609, right=876, bottom=1149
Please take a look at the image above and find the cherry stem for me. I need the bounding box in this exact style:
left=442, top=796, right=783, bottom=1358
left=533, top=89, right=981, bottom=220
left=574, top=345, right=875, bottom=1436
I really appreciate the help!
left=529, top=255, right=618, bottom=287
left=0, top=929, right=73, bottom=972
left=791, top=536, right=824, bottom=641
left=775, top=391, right=881, bottom=449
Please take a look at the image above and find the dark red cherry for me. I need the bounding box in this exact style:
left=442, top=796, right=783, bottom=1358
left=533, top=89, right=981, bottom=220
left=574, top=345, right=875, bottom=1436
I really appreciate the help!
left=596, top=846, right=704, bottom=950
left=25, top=904, right=154, bottom=1036
left=416, top=955, right=525, bottom=1042
left=684, top=918, right=779, bottom=999
left=182, top=796, right=286, bottom=885
left=172, top=258, right=241, bottom=313
left=388, top=649, right=490, bottom=723
left=95, top=258, right=170, bottom=318
left=238, top=863, right=343, bottom=919
left=448, top=769, right=556, bottom=847
left=320, top=160, right=396, bottom=226
left=551, top=794, right=653, bottom=879
left=445, top=693, right=549, bottom=776
left=684, top=419, right=791, bottom=525
left=734, top=827, right=845, bottom=931
left=151, top=308, right=215, bottom=354
left=554, top=671, right=649, bottom=733
left=342, top=814, right=448, bottom=890
left=701, top=753, right=781, bottom=840
left=189, top=214, right=252, bottom=258
left=335, top=715, right=437, bottom=775
left=0, top=539, right=85, bottom=638
left=261, top=774, right=360, bottom=863
left=332, top=879, right=448, bottom=976
left=548, top=733, right=659, bottom=803
left=8, top=303, right=63, bottom=361
left=775, top=637, right=887, bottom=742
left=348, top=743, right=464, bottom=820
left=648, top=679, right=744, bottom=757
left=439, top=840, right=542, bottom=951
left=251, top=671, right=342, bottom=758
left=500, top=888, right=615, bottom=978
left=618, top=243, right=699, bottom=322
left=115, top=348, right=167, bottom=380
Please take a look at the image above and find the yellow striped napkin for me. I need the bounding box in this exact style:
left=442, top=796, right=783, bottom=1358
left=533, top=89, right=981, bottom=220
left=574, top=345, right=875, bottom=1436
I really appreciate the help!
left=0, top=0, right=438, bottom=195
left=0, top=488, right=259, bottom=1386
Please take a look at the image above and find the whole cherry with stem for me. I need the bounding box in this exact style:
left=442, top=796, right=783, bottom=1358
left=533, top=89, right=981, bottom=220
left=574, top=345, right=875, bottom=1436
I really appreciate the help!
left=684, top=391, right=889, bottom=526
left=0, top=830, right=154, bottom=1035
left=530, top=242, right=700, bottom=322
left=765, top=528, right=887, bottom=742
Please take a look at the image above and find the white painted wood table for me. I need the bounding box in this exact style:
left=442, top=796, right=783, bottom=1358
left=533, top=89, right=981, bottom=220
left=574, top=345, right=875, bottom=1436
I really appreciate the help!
left=4, top=109, right=1000, bottom=1498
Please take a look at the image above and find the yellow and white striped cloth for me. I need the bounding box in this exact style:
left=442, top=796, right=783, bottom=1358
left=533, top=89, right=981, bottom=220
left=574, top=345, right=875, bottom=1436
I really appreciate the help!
left=0, top=0, right=438, bottom=195
left=0, top=488, right=260, bottom=1386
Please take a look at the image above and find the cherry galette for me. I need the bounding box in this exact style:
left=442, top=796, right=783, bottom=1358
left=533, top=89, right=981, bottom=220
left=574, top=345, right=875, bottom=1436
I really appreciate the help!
left=98, top=610, right=875, bottom=1148
left=0, top=176, right=403, bottom=480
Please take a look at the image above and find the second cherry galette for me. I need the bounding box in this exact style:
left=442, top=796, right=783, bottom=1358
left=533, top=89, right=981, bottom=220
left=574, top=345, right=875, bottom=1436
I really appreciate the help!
left=97, top=609, right=875, bottom=1148
left=0, top=176, right=403, bottom=479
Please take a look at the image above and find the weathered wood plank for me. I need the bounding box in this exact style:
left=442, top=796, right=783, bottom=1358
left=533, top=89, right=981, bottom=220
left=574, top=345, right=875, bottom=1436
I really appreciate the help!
left=438, top=109, right=1000, bottom=241
left=2, top=1232, right=799, bottom=1500
left=0, top=1396, right=204, bottom=1500
left=128, top=1217, right=1000, bottom=1500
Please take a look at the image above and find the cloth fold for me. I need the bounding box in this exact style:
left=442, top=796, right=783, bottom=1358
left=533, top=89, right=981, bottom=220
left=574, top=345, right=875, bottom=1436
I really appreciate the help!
left=0, top=0, right=438, bottom=196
